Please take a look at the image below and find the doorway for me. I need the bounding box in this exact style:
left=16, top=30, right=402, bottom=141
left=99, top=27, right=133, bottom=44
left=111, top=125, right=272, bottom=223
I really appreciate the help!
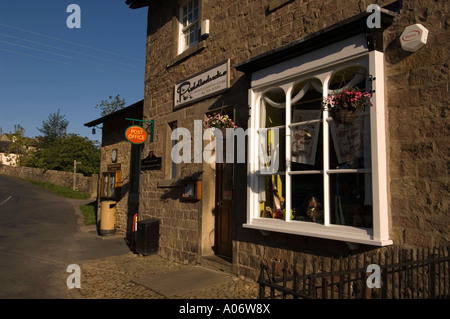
left=215, top=161, right=233, bottom=258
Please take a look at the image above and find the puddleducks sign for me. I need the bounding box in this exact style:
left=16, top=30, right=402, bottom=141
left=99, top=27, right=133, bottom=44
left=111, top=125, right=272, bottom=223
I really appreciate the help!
left=174, top=60, right=230, bottom=109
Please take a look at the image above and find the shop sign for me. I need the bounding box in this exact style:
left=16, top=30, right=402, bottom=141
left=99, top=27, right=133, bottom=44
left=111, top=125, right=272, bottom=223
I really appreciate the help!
left=141, top=151, right=162, bottom=171
left=107, top=163, right=122, bottom=172
left=174, top=60, right=230, bottom=109
left=125, top=125, right=147, bottom=144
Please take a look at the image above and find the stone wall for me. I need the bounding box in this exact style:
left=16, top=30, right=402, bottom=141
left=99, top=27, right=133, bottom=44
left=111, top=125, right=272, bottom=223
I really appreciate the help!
left=141, top=0, right=449, bottom=277
left=98, top=140, right=132, bottom=235
left=139, top=107, right=211, bottom=263
left=383, top=0, right=449, bottom=248
left=0, top=164, right=98, bottom=198
left=97, top=105, right=143, bottom=237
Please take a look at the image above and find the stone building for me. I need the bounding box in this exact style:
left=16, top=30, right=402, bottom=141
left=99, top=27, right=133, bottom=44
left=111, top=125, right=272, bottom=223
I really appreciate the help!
left=125, top=0, right=449, bottom=279
left=84, top=100, right=144, bottom=239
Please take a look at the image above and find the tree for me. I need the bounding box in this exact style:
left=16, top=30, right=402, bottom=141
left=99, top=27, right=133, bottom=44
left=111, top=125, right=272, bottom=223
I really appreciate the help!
left=37, top=109, right=69, bottom=145
left=95, top=94, right=126, bottom=116
left=22, top=134, right=100, bottom=176
left=5, top=124, right=33, bottom=166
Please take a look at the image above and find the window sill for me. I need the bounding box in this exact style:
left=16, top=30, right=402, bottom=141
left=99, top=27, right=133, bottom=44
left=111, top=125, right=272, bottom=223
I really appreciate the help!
left=167, top=41, right=206, bottom=68
left=157, top=179, right=181, bottom=188
left=243, top=218, right=393, bottom=246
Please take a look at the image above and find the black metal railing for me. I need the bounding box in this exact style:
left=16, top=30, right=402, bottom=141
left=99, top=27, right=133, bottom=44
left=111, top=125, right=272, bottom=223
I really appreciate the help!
left=258, top=246, right=449, bottom=299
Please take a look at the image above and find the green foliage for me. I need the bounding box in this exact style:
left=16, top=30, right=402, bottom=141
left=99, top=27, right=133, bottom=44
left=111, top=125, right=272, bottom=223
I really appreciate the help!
left=22, top=134, right=100, bottom=176
left=37, top=109, right=69, bottom=145
left=80, top=201, right=97, bottom=225
left=95, top=94, right=126, bottom=117
left=5, top=124, right=35, bottom=166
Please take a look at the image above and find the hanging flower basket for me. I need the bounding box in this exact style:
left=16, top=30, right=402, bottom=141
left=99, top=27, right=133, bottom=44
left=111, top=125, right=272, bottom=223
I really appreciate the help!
left=203, top=113, right=236, bottom=169
left=329, top=106, right=359, bottom=125
left=203, top=113, right=237, bottom=129
left=324, top=88, right=372, bottom=125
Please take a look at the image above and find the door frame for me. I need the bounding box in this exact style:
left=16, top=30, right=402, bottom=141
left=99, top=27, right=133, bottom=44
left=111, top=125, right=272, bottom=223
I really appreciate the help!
left=214, top=161, right=233, bottom=258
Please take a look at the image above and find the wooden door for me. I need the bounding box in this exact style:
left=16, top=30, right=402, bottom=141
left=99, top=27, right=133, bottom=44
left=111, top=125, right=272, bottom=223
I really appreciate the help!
left=215, top=162, right=233, bottom=257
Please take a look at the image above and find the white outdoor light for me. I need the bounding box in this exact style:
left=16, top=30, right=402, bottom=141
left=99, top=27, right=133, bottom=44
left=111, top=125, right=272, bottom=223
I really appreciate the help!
left=201, top=20, right=210, bottom=39
left=400, top=24, right=429, bottom=52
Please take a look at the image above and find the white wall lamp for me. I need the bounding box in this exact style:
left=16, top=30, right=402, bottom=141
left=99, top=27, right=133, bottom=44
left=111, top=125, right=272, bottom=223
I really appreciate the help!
left=201, top=19, right=210, bottom=40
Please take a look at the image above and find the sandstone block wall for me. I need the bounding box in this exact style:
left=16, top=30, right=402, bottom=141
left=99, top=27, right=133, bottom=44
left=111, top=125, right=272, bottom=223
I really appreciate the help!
left=142, top=0, right=449, bottom=276
left=382, top=0, right=449, bottom=248
left=0, top=164, right=98, bottom=198
left=98, top=105, right=143, bottom=237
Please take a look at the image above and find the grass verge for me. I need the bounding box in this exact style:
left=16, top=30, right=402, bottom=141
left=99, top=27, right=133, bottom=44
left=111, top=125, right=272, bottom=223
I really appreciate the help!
left=80, top=201, right=97, bottom=226
left=25, top=178, right=96, bottom=226
left=27, top=179, right=91, bottom=199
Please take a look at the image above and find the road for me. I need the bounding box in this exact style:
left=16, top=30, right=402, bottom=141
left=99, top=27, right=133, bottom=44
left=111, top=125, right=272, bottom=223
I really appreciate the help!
left=0, top=174, right=129, bottom=299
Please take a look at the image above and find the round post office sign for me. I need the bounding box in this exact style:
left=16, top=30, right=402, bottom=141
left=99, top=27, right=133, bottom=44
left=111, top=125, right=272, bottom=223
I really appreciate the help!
left=125, top=125, right=147, bottom=144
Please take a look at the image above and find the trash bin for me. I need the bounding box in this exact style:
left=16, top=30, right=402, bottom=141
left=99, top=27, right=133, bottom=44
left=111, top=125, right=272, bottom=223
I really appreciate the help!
left=136, top=218, right=159, bottom=255
left=100, top=200, right=116, bottom=236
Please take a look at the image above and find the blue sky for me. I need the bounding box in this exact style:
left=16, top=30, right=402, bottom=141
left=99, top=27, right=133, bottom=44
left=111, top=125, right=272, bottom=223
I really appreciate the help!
left=0, top=1, right=148, bottom=141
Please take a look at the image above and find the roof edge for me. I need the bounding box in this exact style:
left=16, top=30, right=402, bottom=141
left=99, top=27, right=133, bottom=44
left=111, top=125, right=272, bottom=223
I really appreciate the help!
left=84, top=99, right=144, bottom=127
left=125, top=0, right=150, bottom=9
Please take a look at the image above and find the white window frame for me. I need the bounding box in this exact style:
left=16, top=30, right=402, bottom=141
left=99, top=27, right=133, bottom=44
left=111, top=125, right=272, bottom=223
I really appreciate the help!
left=245, top=34, right=392, bottom=246
left=178, top=0, right=200, bottom=54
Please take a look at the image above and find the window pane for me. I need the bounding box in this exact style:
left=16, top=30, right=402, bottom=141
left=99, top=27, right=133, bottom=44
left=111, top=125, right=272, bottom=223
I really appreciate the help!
left=182, top=4, right=188, bottom=26
left=259, top=175, right=287, bottom=220
left=183, top=31, right=189, bottom=48
left=328, top=66, right=366, bottom=92
left=193, top=8, right=198, bottom=21
left=182, top=0, right=198, bottom=27
left=290, top=78, right=323, bottom=170
left=291, top=174, right=324, bottom=224
left=259, top=128, right=285, bottom=173
left=291, top=120, right=323, bottom=171
left=103, top=174, right=108, bottom=197
left=183, top=23, right=198, bottom=47
left=109, top=174, right=116, bottom=198
left=327, top=66, right=371, bottom=169
left=329, top=116, right=371, bottom=169
left=329, top=173, right=372, bottom=227
left=189, top=24, right=198, bottom=44
left=259, top=91, right=286, bottom=173
left=262, top=88, right=286, bottom=122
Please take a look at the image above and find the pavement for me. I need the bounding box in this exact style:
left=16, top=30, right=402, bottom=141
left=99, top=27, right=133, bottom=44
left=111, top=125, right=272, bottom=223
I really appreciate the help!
left=66, top=251, right=259, bottom=299
left=65, top=200, right=260, bottom=300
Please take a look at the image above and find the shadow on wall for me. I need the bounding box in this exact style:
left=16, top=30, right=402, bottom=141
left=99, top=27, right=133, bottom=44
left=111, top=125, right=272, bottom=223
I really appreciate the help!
left=159, top=171, right=204, bottom=202
left=384, top=36, right=414, bottom=65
